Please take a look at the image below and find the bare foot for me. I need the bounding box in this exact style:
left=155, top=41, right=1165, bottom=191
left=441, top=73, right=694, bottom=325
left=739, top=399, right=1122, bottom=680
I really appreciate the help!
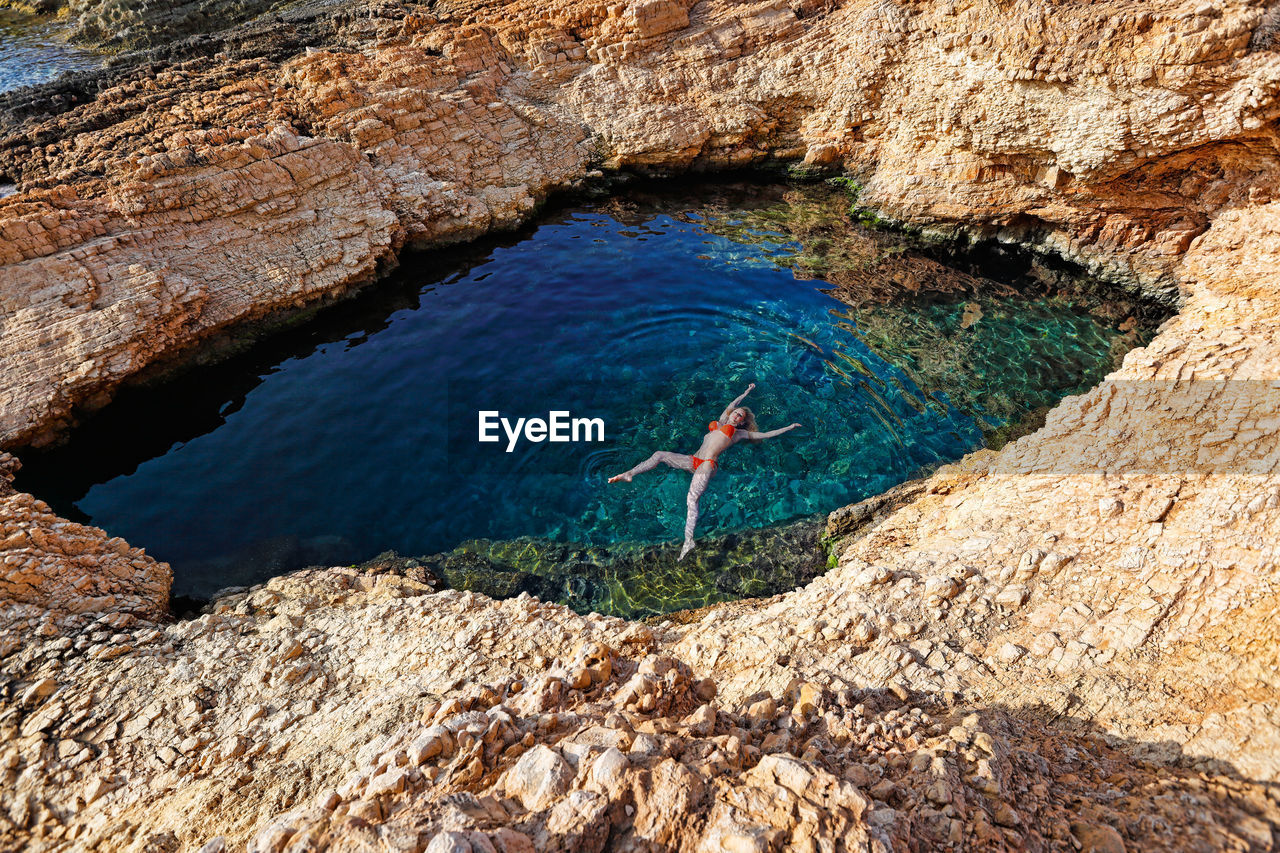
left=678, top=539, right=695, bottom=561
left=608, top=473, right=633, bottom=483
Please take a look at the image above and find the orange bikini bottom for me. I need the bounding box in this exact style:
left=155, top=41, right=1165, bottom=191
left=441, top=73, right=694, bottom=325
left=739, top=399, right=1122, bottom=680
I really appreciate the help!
left=692, top=456, right=716, bottom=471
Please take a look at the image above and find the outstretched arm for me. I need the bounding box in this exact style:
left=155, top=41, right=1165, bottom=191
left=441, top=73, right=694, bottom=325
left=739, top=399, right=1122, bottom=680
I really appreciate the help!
left=740, top=423, right=802, bottom=441
left=719, top=382, right=756, bottom=421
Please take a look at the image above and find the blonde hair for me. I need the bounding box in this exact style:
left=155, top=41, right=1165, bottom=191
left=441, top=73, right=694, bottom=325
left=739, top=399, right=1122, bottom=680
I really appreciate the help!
left=734, top=407, right=761, bottom=441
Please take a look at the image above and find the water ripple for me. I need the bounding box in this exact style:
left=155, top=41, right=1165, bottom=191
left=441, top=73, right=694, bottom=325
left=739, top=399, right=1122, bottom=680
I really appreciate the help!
left=15, top=194, right=1151, bottom=599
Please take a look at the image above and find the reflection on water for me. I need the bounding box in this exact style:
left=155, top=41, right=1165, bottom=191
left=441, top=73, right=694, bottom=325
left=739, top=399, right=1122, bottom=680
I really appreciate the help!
left=0, top=10, right=101, bottom=93
left=15, top=182, right=1165, bottom=613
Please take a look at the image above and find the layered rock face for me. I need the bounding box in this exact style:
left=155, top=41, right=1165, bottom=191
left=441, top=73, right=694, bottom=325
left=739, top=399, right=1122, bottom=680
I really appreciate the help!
left=0, top=452, right=169, bottom=620
left=1, top=0, right=1279, bottom=850
left=2, top=0, right=1276, bottom=446
left=4, top=570, right=1278, bottom=852
left=65, top=0, right=296, bottom=50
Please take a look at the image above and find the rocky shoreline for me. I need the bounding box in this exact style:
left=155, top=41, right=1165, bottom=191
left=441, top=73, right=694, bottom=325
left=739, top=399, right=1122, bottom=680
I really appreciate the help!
left=2, top=0, right=1279, bottom=849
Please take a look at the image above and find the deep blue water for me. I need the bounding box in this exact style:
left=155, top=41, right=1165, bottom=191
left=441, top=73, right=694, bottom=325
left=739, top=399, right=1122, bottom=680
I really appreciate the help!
left=17, top=187, right=1149, bottom=599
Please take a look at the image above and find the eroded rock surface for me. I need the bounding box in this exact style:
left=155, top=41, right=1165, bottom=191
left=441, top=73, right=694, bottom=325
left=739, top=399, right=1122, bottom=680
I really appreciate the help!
left=0, top=452, right=169, bottom=622
left=65, top=0, right=296, bottom=50
left=1, top=0, right=1279, bottom=849
left=3, top=571, right=1279, bottom=851
left=2, top=0, right=1277, bottom=445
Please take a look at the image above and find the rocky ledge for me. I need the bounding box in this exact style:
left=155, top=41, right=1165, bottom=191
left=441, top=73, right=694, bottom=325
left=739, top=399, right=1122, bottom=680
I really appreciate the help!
left=1, top=0, right=1279, bottom=850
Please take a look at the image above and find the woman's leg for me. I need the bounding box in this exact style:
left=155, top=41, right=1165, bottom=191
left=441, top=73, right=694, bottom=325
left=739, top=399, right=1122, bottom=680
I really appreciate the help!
left=609, top=451, right=694, bottom=483
left=678, top=463, right=715, bottom=560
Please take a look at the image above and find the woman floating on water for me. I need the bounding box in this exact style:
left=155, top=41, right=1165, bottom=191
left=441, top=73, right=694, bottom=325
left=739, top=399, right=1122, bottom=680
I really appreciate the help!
left=608, top=383, right=802, bottom=560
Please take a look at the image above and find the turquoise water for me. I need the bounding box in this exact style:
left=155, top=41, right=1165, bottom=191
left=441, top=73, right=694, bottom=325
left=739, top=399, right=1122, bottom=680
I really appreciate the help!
left=0, top=12, right=101, bottom=93
left=16, top=184, right=1156, bottom=603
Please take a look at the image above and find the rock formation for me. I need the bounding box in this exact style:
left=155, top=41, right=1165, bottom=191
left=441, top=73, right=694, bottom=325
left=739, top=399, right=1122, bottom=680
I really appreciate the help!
left=0, top=452, right=170, bottom=621
left=64, top=0, right=295, bottom=50
left=1, top=0, right=1278, bottom=849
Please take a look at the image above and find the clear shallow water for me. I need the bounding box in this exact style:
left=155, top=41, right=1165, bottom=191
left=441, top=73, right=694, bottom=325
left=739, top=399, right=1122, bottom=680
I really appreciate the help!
left=0, top=12, right=101, bottom=92
left=17, top=184, right=1158, bottom=607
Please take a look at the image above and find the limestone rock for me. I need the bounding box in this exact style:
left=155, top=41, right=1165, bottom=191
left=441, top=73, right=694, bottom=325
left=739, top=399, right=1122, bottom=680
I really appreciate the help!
left=505, top=745, right=573, bottom=811
left=0, top=0, right=1278, bottom=850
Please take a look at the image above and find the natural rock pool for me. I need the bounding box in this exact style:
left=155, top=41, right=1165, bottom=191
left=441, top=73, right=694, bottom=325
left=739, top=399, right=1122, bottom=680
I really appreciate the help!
left=16, top=182, right=1165, bottom=616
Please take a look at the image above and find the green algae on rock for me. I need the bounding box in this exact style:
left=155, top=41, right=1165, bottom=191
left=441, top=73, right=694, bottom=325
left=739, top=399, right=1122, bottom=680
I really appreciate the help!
left=11, top=179, right=1163, bottom=604
left=608, top=182, right=1171, bottom=448
left=417, top=516, right=828, bottom=620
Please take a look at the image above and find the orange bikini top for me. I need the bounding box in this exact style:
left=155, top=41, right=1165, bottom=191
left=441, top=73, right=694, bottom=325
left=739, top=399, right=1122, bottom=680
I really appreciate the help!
left=709, top=421, right=736, bottom=438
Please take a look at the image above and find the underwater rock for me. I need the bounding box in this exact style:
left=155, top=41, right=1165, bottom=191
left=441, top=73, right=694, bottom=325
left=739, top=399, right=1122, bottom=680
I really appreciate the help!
left=420, top=517, right=827, bottom=620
